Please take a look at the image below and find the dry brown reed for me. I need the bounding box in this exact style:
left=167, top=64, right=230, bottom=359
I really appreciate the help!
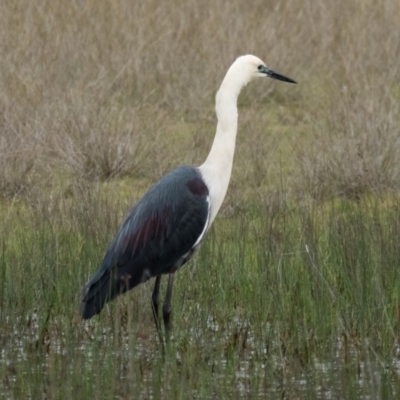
left=0, top=0, right=399, bottom=201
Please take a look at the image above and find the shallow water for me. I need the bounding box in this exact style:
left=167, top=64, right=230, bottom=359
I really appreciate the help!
left=1, top=312, right=399, bottom=399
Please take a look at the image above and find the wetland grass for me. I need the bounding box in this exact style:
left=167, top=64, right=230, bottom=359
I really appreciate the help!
left=1, top=192, right=400, bottom=398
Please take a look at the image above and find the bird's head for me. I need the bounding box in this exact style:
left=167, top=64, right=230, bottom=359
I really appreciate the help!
left=231, top=54, right=297, bottom=86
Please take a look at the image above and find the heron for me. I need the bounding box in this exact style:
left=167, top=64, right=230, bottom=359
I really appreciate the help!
left=80, top=55, right=296, bottom=341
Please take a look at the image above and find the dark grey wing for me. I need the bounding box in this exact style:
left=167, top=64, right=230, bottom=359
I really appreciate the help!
left=80, top=166, right=209, bottom=319
left=111, top=166, right=209, bottom=276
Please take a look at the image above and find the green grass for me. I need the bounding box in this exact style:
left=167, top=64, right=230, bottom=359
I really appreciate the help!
left=1, top=192, right=399, bottom=398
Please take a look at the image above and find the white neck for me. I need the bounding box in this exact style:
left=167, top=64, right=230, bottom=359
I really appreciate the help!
left=199, top=62, right=248, bottom=226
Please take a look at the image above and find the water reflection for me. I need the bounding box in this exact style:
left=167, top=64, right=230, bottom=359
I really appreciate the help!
left=0, top=312, right=399, bottom=398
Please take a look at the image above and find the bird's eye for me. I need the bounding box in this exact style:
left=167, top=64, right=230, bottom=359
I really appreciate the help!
left=257, top=65, right=264, bottom=71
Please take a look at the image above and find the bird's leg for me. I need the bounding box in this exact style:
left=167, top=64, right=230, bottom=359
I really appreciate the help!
left=151, top=275, right=161, bottom=331
left=151, top=275, right=164, bottom=348
left=163, top=273, right=175, bottom=343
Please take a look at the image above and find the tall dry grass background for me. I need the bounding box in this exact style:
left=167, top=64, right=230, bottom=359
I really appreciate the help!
left=0, top=0, right=399, bottom=200
left=1, top=0, right=400, bottom=398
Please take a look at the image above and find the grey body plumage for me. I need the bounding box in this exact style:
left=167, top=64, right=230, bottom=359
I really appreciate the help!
left=80, top=166, right=209, bottom=319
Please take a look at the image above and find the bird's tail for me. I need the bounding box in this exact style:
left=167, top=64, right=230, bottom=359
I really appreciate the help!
left=80, top=268, right=116, bottom=319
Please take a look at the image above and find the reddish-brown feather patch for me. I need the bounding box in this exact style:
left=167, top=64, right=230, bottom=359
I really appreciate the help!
left=124, top=208, right=170, bottom=252
left=187, top=178, right=209, bottom=196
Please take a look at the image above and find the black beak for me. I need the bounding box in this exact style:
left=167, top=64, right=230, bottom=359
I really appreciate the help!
left=266, top=69, right=297, bottom=84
